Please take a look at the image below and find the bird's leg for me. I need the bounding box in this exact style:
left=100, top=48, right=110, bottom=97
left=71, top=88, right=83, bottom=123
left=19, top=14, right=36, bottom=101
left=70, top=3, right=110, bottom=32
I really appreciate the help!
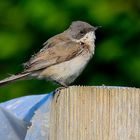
left=53, top=81, right=68, bottom=102
left=54, top=80, right=68, bottom=89
left=54, top=83, right=68, bottom=93
left=58, top=81, right=68, bottom=88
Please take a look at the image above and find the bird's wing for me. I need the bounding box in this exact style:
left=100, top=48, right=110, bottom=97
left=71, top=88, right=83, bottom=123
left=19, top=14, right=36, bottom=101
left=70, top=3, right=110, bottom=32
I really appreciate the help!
left=23, top=34, right=84, bottom=72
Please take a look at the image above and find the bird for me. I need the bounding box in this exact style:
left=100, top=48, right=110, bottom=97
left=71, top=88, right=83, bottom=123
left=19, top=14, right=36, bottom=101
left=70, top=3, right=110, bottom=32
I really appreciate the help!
left=0, top=21, right=98, bottom=87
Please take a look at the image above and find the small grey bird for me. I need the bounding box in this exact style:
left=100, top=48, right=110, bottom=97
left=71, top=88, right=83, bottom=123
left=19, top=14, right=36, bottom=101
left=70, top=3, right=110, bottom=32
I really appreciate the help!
left=0, top=21, right=98, bottom=87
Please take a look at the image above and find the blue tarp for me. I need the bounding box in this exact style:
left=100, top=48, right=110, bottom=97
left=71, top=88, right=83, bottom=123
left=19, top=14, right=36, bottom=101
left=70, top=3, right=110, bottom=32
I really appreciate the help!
left=0, top=93, right=53, bottom=140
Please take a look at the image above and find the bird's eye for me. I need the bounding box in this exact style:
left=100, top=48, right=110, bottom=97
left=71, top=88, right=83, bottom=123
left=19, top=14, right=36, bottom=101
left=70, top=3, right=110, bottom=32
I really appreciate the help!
left=80, top=30, right=85, bottom=35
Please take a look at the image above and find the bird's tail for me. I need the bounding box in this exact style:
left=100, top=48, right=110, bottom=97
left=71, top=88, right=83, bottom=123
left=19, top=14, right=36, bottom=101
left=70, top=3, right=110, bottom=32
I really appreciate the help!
left=0, top=72, right=30, bottom=87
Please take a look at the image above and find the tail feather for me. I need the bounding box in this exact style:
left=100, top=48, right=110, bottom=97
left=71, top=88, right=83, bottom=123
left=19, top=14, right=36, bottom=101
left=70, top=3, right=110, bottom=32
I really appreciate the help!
left=0, top=73, right=30, bottom=87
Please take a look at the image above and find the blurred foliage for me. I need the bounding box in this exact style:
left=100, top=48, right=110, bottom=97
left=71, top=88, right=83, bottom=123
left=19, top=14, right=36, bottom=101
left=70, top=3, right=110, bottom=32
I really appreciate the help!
left=0, top=0, right=140, bottom=102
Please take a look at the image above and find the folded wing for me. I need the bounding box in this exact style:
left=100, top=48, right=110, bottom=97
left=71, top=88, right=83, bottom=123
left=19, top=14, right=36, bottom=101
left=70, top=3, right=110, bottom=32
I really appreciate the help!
left=23, top=33, right=83, bottom=72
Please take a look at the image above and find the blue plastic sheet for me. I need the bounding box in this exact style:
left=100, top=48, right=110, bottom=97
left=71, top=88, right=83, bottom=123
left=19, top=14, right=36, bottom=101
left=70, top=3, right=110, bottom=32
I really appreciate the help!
left=0, top=93, right=53, bottom=140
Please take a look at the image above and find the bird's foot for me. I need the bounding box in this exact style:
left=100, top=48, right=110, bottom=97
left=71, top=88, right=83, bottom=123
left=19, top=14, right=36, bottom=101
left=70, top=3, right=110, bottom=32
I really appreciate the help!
left=54, top=86, right=67, bottom=93
left=54, top=85, right=68, bottom=103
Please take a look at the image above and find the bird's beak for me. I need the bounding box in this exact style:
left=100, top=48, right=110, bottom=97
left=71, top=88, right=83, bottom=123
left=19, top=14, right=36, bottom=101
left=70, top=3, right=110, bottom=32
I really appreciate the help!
left=94, top=26, right=102, bottom=31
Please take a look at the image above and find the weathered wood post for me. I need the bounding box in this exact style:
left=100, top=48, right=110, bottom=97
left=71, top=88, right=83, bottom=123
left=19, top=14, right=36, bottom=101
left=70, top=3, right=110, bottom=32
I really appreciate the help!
left=49, top=86, right=140, bottom=140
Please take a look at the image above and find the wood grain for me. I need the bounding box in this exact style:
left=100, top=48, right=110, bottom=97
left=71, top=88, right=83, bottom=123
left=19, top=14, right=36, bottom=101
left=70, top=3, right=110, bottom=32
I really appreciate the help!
left=49, top=86, right=140, bottom=140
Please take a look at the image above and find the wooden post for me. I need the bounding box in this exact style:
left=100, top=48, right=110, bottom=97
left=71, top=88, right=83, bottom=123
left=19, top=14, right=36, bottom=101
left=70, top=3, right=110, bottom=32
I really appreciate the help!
left=49, top=86, right=140, bottom=140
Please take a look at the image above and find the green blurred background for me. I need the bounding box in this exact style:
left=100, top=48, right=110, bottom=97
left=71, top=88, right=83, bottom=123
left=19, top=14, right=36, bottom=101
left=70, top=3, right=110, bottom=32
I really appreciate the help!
left=0, top=0, right=140, bottom=102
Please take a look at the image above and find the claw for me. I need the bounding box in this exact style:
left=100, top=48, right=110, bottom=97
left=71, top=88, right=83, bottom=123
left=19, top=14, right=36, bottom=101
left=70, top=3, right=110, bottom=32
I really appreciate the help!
left=54, top=86, right=68, bottom=102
